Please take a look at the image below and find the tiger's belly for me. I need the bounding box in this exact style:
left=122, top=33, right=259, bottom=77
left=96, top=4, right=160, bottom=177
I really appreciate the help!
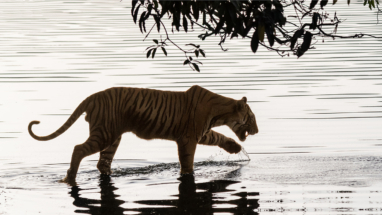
left=123, top=111, right=183, bottom=142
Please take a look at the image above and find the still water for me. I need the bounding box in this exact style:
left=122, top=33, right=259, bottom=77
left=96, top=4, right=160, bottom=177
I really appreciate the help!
left=1, top=0, right=382, bottom=214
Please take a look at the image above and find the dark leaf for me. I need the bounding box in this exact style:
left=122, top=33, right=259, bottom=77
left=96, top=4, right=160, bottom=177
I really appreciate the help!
left=302, top=31, right=313, bottom=50
left=297, top=31, right=313, bottom=58
left=309, top=0, right=318, bottom=9
left=152, top=48, right=157, bottom=59
left=186, top=13, right=193, bottom=30
left=200, top=49, right=206, bottom=57
left=290, top=29, right=304, bottom=49
left=183, top=16, right=188, bottom=32
left=266, top=26, right=274, bottom=47
left=161, top=47, right=167, bottom=56
left=273, top=0, right=283, bottom=11
left=320, top=0, right=328, bottom=8
left=258, top=23, right=265, bottom=42
left=139, top=19, right=143, bottom=33
left=173, top=14, right=180, bottom=32
left=195, top=50, right=199, bottom=58
left=181, top=1, right=189, bottom=15
left=133, top=4, right=141, bottom=24
left=214, top=17, right=225, bottom=35
left=192, top=63, right=200, bottom=72
left=310, top=13, right=319, bottom=30
left=225, top=13, right=234, bottom=34
left=153, top=39, right=158, bottom=44
left=160, top=1, right=169, bottom=17
left=250, top=30, right=259, bottom=54
left=264, top=0, right=272, bottom=10
left=183, top=59, right=190, bottom=65
left=145, top=4, right=153, bottom=20
left=272, top=9, right=286, bottom=26
left=189, top=56, right=193, bottom=61
left=243, top=18, right=253, bottom=37
left=348, top=0, right=350, bottom=5
left=153, top=0, right=158, bottom=9
left=371, top=0, right=376, bottom=8
left=146, top=49, right=152, bottom=58
left=202, top=11, right=206, bottom=25
left=139, top=11, right=147, bottom=33
left=296, top=47, right=304, bottom=58
left=192, top=2, right=199, bottom=21
left=131, top=0, right=138, bottom=16
left=154, top=15, right=160, bottom=32
left=333, top=0, right=338, bottom=5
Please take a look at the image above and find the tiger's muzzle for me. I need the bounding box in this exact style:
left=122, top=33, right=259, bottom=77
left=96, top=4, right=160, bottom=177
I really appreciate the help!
left=236, top=123, right=258, bottom=142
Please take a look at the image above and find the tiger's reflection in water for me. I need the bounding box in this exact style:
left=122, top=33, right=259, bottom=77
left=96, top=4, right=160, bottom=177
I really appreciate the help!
left=69, top=175, right=124, bottom=215
left=69, top=175, right=260, bottom=215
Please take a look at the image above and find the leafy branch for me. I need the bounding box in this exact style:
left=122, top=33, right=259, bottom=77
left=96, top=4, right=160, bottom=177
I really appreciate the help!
left=132, top=0, right=206, bottom=71
left=130, top=0, right=381, bottom=72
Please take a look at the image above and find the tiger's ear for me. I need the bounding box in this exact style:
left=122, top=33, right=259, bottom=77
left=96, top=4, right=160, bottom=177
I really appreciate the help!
left=242, top=97, right=247, bottom=103
left=237, top=97, right=247, bottom=111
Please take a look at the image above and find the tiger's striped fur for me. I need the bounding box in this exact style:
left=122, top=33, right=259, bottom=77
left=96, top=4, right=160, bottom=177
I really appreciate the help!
left=28, top=85, right=258, bottom=185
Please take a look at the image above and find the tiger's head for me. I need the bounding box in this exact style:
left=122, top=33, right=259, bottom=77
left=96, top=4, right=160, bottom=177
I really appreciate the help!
left=227, top=97, right=258, bottom=142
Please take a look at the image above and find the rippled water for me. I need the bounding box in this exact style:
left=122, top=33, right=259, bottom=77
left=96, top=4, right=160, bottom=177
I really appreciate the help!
left=1, top=0, right=382, bottom=214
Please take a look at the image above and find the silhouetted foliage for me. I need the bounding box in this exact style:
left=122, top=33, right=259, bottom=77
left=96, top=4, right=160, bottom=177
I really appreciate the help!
left=131, top=0, right=381, bottom=71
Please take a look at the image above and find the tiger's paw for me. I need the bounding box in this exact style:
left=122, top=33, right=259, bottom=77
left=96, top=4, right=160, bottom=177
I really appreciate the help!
left=97, top=165, right=112, bottom=175
left=219, top=139, right=242, bottom=154
left=99, top=170, right=113, bottom=175
left=59, top=176, right=77, bottom=186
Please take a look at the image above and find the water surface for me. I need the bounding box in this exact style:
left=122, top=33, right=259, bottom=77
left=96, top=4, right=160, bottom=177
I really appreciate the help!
left=0, top=0, right=382, bottom=214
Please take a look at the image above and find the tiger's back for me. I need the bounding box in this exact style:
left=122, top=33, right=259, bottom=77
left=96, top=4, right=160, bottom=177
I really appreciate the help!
left=85, top=87, right=190, bottom=141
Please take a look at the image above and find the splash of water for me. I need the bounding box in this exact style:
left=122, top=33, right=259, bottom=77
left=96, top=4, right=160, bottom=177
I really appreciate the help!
left=206, top=147, right=251, bottom=163
left=112, top=148, right=250, bottom=178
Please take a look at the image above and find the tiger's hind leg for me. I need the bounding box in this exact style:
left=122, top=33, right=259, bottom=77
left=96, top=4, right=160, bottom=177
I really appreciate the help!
left=198, top=130, right=242, bottom=154
left=97, top=136, right=121, bottom=175
left=62, top=131, right=117, bottom=185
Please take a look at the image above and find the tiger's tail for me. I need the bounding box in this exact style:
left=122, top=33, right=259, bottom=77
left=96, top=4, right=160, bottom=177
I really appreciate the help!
left=28, top=96, right=92, bottom=141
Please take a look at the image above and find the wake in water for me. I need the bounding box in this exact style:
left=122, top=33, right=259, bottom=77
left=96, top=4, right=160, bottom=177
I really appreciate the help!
left=0, top=148, right=251, bottom=187
left=112, top=148, right=250, bottom=179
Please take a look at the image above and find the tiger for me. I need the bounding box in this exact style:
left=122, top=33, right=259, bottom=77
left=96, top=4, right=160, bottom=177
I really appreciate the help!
left=28, top=85, right=258, bottom=185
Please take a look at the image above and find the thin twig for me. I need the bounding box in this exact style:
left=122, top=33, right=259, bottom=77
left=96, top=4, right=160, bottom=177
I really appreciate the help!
left=317, top=26, right=382, bottom=39
left=293, top=1, right=303, bottom=26
left=160, top=21, right=194, bottom=54
left=143, top=22, right=156, bottom=41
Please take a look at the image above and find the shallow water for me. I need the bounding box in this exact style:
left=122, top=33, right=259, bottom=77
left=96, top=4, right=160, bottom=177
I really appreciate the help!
left=1, top=0, right=382, bottom=214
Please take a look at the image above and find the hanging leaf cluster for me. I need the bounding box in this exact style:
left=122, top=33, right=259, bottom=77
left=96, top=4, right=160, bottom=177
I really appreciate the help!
left=131, top=0, right=381, bottom=71
left=146, top=39, right=168, bottom=58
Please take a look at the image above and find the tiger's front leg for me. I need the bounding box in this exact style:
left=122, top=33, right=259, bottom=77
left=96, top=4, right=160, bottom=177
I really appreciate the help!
left=198, top=130, right=242, bottom=154
left=176, top=138, right=197, bottom=175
